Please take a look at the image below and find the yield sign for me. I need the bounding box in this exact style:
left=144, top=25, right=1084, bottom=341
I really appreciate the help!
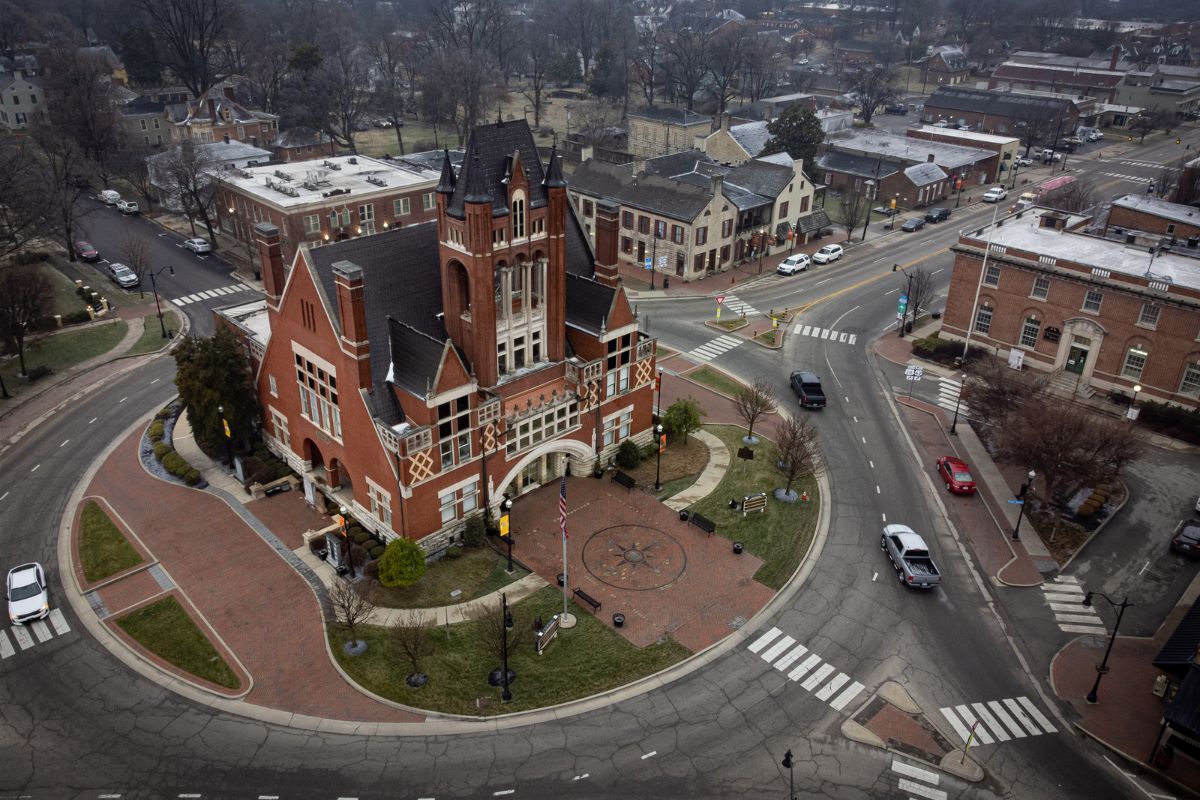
left=716, top=295, right=726, bottom=305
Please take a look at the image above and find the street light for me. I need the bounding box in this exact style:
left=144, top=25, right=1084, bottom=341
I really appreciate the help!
left=339, top=504, right=352, bottom=578
left=1132, top=383, right=1142, bottom=416
left=654, top=423, right=664, bottom=491
left=1013, top=470, right=1036, bottom=540
left=781, top=749, right=795, bottom=800
left=758, top=226, right=769, bottom=273
left=501, top=591, right=513, bottom=703
left=1082, top=592, right=1133, bottom=704
left=949, top=371, right=965, bottom=435
left=148, top=265, right=176, bottom=338
left=1009, top=162, right=1020, bottom=190
left=501, top=497, right=514, bottom=573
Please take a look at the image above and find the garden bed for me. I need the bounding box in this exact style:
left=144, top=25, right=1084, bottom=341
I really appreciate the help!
left=704, top=317, right=749, bottom=333
left=367, top=545, right=529, bottom=609
left=78, top=501, right=144, bottom=583
left=116, top=596, right=240, bottom=690
left=687, top=365, right=743, bottom=397
left=753, top=330, right=781, bottom=348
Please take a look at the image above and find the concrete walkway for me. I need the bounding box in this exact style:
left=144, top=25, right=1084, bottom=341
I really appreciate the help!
left=664, top=428, right=729, bottom=511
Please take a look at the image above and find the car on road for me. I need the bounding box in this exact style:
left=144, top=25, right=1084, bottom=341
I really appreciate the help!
left=777, top=254, right=810, bottom=275
left=881, top=526, right=941, bottom=588
left=1086, top=130, right=1104, bottom=141
left=107, top=262, right=140, bottom=289
left=982, top=186, right=1009, bottom=203
left=6, top=562, right=49, bottom=625
left=182, top=237, right=212, bottom=254
left=936, top=456, right=977, bottom=494
left=1171, top=520, right=1200, bottom=559
left=790, top=370, right=826, bottom=408
left=75, top=241, right=100, bottom=261
left=116, top=199, right=140, bottom=215
left=1015, top=156, right=1034, bottom=167
left=812, top=244, right=843, bottom=264
left=900, top=217, right=926, bottom=232
left=100, top=189, right=121, bottom=205
left=796, top=58, right=809, bottom=65
left=924, top=207, right=951, bottom=223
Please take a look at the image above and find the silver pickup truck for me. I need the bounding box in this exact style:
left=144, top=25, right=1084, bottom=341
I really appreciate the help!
left=881, top=525, right=941, bottom=588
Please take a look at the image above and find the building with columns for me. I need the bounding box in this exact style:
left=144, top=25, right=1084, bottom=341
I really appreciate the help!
left=238, top=120, right=657, bottom=551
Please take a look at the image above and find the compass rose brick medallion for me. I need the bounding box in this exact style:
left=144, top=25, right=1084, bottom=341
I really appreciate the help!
left=583, top=525, right=687, bottom=590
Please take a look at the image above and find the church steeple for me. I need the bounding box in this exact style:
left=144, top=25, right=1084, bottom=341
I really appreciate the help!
left=543, top=145, right=566, bottom=189
left=436, top=148, right=456, bottom=195
left=462, top=143, right=491, bottom=206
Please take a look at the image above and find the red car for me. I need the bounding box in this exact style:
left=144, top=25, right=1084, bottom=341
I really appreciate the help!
left=936, top=456, right=977, bottom=494
left=75, top=241, right=100, bottom=262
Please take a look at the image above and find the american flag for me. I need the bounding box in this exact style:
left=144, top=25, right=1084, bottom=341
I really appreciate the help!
left=559, top=475, right=569, bottom=540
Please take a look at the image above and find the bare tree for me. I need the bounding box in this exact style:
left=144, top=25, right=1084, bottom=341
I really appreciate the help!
left=632, top=28, right=662, bottom=107
left=962, top=352, right=1050, bottom=430
left=734, top=378, right=778, bottom=443
left=570, top=99, right=622, bottom=149
left=474, top=594, right=524, bottom=666
left=772, top=415, right=823, bottom=499
left=26, top=122, right=97, bottom=262
left=130, top=0, right=243, bottom=96
left=852, top=64, right=898, bottom=125
left=329, top=579, right=376, bottom=651
left=392, top=608, right=435, bottom=680
left=0, top=140, right=48, bottom=262
left=838, top=191, right=869, bottom=240
left=320, top=32, right=374, bottom=153
left=1046, top=179, right=1096, bottom=213
left=368, top=32, right=411, bottom=153
left=999, top=397, right=1142, bottom=539
left=707, top=27, right=747, bottom=115
left=661, top=27, right=712, bottom=111
left=0, top=266, right=53, bottom=376
left=39, top=40, right=127, bottom=186
left=1012, top=112, right=1058, bottom=156
left=121, top=230, right=152, bottom=297
left=156, top=141, right=219, bottom=247
left=1130, top=108, right=1169, bottom=144
left=742, top=35, right=785, bottom=104
left=111, top=141, right=159, bottom=214
left=900, top=267, right=935, bottom=329
left=521, top=40, right=551, bottom=129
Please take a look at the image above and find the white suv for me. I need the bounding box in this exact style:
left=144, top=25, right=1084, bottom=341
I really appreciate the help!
left=777, top=254, right=810, bottom=275
left=982, top=187, right=1008, bottom=203
left=812, top=244, right=844, bottom=264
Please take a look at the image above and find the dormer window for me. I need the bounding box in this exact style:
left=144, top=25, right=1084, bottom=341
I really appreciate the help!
left=512, top=191, right=526, bottom=239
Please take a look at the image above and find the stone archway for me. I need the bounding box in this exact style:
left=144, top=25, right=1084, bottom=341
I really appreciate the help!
left=303, top=438, right=325, bottom=471
left=1055, top=317, right=1108, bottom=385
left=492, top=438, right=594, bottom=512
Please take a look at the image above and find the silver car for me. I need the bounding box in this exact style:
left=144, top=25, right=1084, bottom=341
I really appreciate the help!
left=182, top=237, right=212, bottom=254
left=7, top=562, right=49, bottom=624
left=107, top=262, right=140, bottom=289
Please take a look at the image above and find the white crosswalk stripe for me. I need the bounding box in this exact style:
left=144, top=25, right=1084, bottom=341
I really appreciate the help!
left=1101, top=171, right=1152, bottom=184
left=720, top=294, right=761, bottom=317
left=890, top=758, right=946, bottom=800
left=935, top=377, right=970, bottom=419
left=171, top=283, right=256, bottom=306
left=1, top=611, right=72, bottom=659
left=939, top=696, right=1057, bottom=747
left=1118, top=160, right=1161, bottom=169
left=791, top=324, right=857, bottom=346
left=747, top=629, right=866, bottom=713
left=1041, top=576, right=1105, bottom=635
left=687, top=334, right=744, bottom=363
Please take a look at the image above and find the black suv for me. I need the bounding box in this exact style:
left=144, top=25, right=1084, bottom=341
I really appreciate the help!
left=925, top=207, right=951, bottom=223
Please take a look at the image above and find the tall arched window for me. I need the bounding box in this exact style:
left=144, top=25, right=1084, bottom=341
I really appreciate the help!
left=512, top=192, right=526, bottom=239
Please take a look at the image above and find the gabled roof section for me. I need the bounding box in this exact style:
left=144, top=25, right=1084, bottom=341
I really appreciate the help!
left=815, top=151, right=901, bottom=180
left=904, top=162, right=948, bottom=186
left=446, top=119, right=547, bottom=218
left=569, top=159, right=712, bottom=222
left=729, top=121, right=772, bottom=158
left=387, top=317, right=451, bottom=398
left=565, top=273, right=617, bottom=335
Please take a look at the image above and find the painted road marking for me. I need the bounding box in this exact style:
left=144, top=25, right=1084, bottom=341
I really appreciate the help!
left=800, top=663, right=836, bottom=692
left=815, top=672, right=850, bottom=701
left=747, top=627, right=781, bottom=653
left=760, top=635, right=796, bottom=663
left=952, top=705, right=994, bottom=744
left=829, top=681, right=864, bottom=711
left=788, top=654, right=822, bottom=682
left=49, top=609, right=70, bottom=635
left=773, top=644, right=808, bottom=672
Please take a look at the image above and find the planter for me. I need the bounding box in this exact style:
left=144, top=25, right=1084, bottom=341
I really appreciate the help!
left=733, top=542, right=744, bottom=555
left=612, top=613, right=625, bottom=628
left=556, top=573, right=565, bottom=587
left=679, top=510, right=690, bottom=522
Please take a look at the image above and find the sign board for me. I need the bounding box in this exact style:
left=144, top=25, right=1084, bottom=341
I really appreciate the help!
left=898, top=294, right=909, bottom=315
left=659, top=434, right=667, bottom=454
left=1126, top=407, right=1140, bottom=421
left=536, top=614, right=561, bottom=655
left=1007, top=499, right=1024, bottom=505
left=656, top=255, right=668, bottom=269
left=904, top=366, right=925, bottom=381
left=499, top=514, right=510, bottom=538
left=742, top=492, right=768, bottom=516
left=1008, top=349, right=1025, bottom=370
left=222, top=419, right=231, bottom=438
left=737, top=446, right=755, bottom=461
left=716, top=295, right=726, bottom=306
left=644, top=256, right=652, bottom=271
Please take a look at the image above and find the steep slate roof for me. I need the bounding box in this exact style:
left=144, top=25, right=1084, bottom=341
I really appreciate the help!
left=730, top=121, right=772, bottom=158
left=643, top=149, right=712, bottom=177
left=569, top=159, right=712, bottom=222
left=386, top=317, right=450, bottom=398
left=446, top=119, right=547, bottom=218
left=815, top=151, right=901, bottom=180
left=904, top=162, right=948, bottom=186
left=565, top=273, right=616, bottom=335
left=925, top=86, right=1070, bottom=120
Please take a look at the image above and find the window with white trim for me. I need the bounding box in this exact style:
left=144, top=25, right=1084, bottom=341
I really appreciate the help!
left=1082, top=289, right=1103, bottom=313
left=437, top=396, right=471, bottom=469
left=367, top=481, right=392, bottom=528
left=439, top=480, right=480, bottom=524
left=294, top=354, right=341, bottom=439
left=603, top=409, right=633, bottom=447
left=439, top=489, right=456, bottom=524
left=393, top=197, right=411, bottom=216
left=1180, top=362, right=1200, bottom=396
left=268, top=374, right=277, bottom=397
left=1019, top=317, right=1040, bottom=348
left=972, top=305, right=992, bottom=335
left=512, top=192, right=526, bottom=238
left=1139, top=303, right=1160, bottom=328
left=605, top=332, right=634, bottom=398
left=1122, top=347, right=1148, bottom=379
left=1031, top=276, right=1050, bottom=300
left=983, top=264, right=1001, bottom=287
left=506, top=400, right=580, bottom=454
left=422, top=191, right=436, bottom=211
left=269, top=407, right=290, bottom=448
left=303, top=214, right=320, bottom=235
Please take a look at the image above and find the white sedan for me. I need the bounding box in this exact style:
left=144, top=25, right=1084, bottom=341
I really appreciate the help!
left=182, top=237, right=211, bottom=254
left=7, top=562, right=49, bottom=625
left=777, top=254, right=810, bottom=275
left=812, top=244, right=844, bottom=264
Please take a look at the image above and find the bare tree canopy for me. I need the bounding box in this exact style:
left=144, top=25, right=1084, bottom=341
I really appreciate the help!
left=121, top=230, right=152, bottom=297
left=156, top=141, right=220, bottom=247
left=0, top=266, right=54, bottom=376
left=26, top=121, right=97, bottom=262
left=1046, top=178, right=1096, bottom=214
left=838, top=191, right=869, bottom=240
left=962, top=352, right=1050, bottom=429
left=900, top=267, right=935, bottom=328
left=852, top=65, right=898, bottom=126
left=392, top=609, right=434, bottom=678
left=329, top=579, right=376, bottom=650
left=734, top=378, right=778, bottom=442
left=130, top=0, right=243, bottom=96
left=772, top=415, right=823, bottom=497
left=0, top=140, right=48, bottom=262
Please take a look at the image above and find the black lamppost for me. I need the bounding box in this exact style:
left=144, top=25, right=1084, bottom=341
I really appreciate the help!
left=654, top=423, right=664, bottom=491
left=1082, top=592, right=1133, bottom=704
left=781, top=749, right=795, bottom=800
left=758, top=226, right=768, bottom=273
left=218, top=404, right=233, bottom=468
left=655, top=367, right=664, bottom=423
left=1013, top=470, right=1036, bottom=540
left=1009, top=162, right=1020, bottom=190
left=339, top=504, right=353, bottom=578
left=897, top=269, right=913, bottom=338
left=148, top=265, right=176, bottom=338
left=949, top=372, right=965, bottom=435
left=502, top=497, right=514, bottom=573
left=501, top=592, right=513, bottom=703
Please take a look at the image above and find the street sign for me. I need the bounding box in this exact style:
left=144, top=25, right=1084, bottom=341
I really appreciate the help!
left=222, top=419, right=231, bottom=438
left=716, top=295, right=726, bottom=305
left=898, top=293, right=909, bottom=315
left=1007, top=499, right=1025, bottom=505
left=643, top=256, right=653, bottom=271
left=904, top=366, right=924, bottom=381
left=499, top=514, right=510, bottom=537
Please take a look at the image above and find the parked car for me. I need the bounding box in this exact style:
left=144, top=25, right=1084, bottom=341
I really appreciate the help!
left=777, top=254, right=810, bottom=275
left=1087, top=130, right=1104, bottom=141
left=107, top=262, right=140, bottom=289
left=933, top=119, right=949, bottom=127
left=812, top=244, right=843, bottom=264
left=924, top=207, right=951, bottom=223
left=873, top=205, right=896, bottom=217
left=75, top=241, right=100, bottom=261
left=1015, top=156, right=1034, bottom=167
left=900, top=217, right=926, bottom=232
left=1063, top=135, right=1083, bottom=147
left=116, top=199, right=140, bottom=215
left=790, top=370, right=826, bottom=408
left=885, top=104, right=908, bottom=115
left=6, top=562, right=49, bottom=625
left=1171, top=520, right=1200, bottom=559
left=100, top=189, right=121, bottom=205
left=1039, top=148, right=1063, bottom=163
left=796, top=58, right=810, bottom=66
left=936, top=456, right=977, bottom=494
left=182, top=237, right=211, bottom=254
left=982, top=186, right=1009, bottom=203
left=880, top=526, right=941, bottom=588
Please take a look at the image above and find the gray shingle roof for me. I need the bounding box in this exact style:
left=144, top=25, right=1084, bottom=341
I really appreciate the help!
left=729, top=121, right=772, bottom=157
left=815, top=151, right=901, bottom=180
left=386, top=317, right=450, bottom=398
left=904, top=162, right=948, bottom=186
left=570, top=160, right=712, bottom=222
left=446, top=119, right=547, bottom=218
left=565, top=273, right=615, bottom=335
left=925, top=86, right=1070, bottom=120
left=271, top=126, right=330, bottom=148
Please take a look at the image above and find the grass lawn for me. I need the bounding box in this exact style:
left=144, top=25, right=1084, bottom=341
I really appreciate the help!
left=688, top=424, right=819, bottom=590
left=0, top=320, right=128, bottom=406
left=330, top=586, right=689, bottom=715
left=709, top=318, right=748, bottom=331
left=32, top=261, right=90, bottom=317
left=368, top=546, right=529, bottom=609
left=79, top=501, right=144, bottom=582
left=116, top=596, right=240, bottom=689
left=689, top=366, right=743, bottom=397
left=755, top=330, right=779, bottom=346
left=125, top=311, right=182, bottom=356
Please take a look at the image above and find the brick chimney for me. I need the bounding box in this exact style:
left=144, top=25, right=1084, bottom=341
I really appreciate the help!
left=254, top=222, right=285, bottom=308
left=332, top=260, right=372, bottom=387
left=1109, top=45, right=1120, bottom=71
left=593, top=200, right=621, bottom=286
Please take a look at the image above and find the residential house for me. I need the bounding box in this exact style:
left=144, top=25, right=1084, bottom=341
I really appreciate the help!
left=221, top=119, right=656, bottom=550
left=119, top=88, right=192, bottom=147
left=922, top=46, right=971, bottom=86
left=1104, top=195, right=1200, bottom=243
left=270, top=127, right=338, bottom=163
left=213, top=151, right=458, bottom=265
left=940, top=207, right=1200, bottom=411
left=626, top=107, right=713, bottom=159
left=0, top=69, right=42, bottom=130
left=814, top=150, right=949, bottom=211
left=166, top=86, right=279, bottom=146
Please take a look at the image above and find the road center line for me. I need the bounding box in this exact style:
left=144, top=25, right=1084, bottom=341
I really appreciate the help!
left=641, top=750, right=657, bottom=759
left=60, top=439, right=69, bottom=448
left=31, top=464, right=40, bottom=472
left=151, top=378, right=160, bottom=384
left=89, top=417, right=98, bottom=424
left=119, top=396, right=127, bottom=403
left=883, top=288, right=899, bottom=296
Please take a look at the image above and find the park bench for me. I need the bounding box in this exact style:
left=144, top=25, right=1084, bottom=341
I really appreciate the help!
left=689, top=512, right=717, bottom=537
left=573, top=587, right=601, bottom=614
left=611, top=471, right=636, bottom=491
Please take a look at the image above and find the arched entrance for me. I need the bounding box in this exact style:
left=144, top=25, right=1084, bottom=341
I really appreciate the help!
left=1055, top=317, right=1107, bottom=385
left=493, top=439, right=594, bottom=509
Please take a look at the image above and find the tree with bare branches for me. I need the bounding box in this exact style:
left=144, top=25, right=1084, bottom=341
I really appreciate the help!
left=852, top=64, right=898, bottom=126
left=734, top=378, right=778, bottom=444
left=392, top=608, right=434, bottom=684
left=772, top=415, right=823, bottom=500
left=26, top=121, right=97, bottom=262
left=838, top=191, right=869, bottom=240
left=39, top=40, right=126, bottom=186
left=1046, top=178, right=1097, bottom=213
left=961, top=352, right=1051, bottom=430
left=0, top=266, right=53, bottom=376
left=319, top=33, right=374, bottom=153
left=155, top=141, right=219, bottom=247
left=474, top=594, right=524, bottom=667
left=661, top=27, right=712, bottom=111
left=0, top=140, right=48, bottom=262
left=130, top=0, right=243, bottom=96
left=899, top=267, right=935, bottom=331
left=329, top=579, right=376, bottom=653
left=121, top=230, right=152, bottom=297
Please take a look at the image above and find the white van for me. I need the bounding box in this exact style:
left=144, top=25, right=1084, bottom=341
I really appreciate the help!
left=100, top=190, right=121, bottom=205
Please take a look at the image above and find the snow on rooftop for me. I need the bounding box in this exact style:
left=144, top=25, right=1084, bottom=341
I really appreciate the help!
left=909, top=125, right=1020, bottom=146
left=1112, top=194, right=1200, bottom=228
left=221, top=299, right=271, bottom=344
left=216, top=154, right=440, bottom=209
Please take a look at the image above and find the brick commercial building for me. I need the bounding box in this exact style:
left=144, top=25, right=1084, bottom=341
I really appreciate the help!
left=626, top=107, right=713, bottom=159
left=214, top=151, right=460, bottom=265
left=989, top=60, right=1123, bottom=104
left=905, top=126, right=1021, bottom=178
left=1105, top=195, right=1200, bottom=243
left=231, top=120, right=656, bottom=550
left=940, top=207, right=1200, bottom=410
left=921, top=86, right=1081, bottom=141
